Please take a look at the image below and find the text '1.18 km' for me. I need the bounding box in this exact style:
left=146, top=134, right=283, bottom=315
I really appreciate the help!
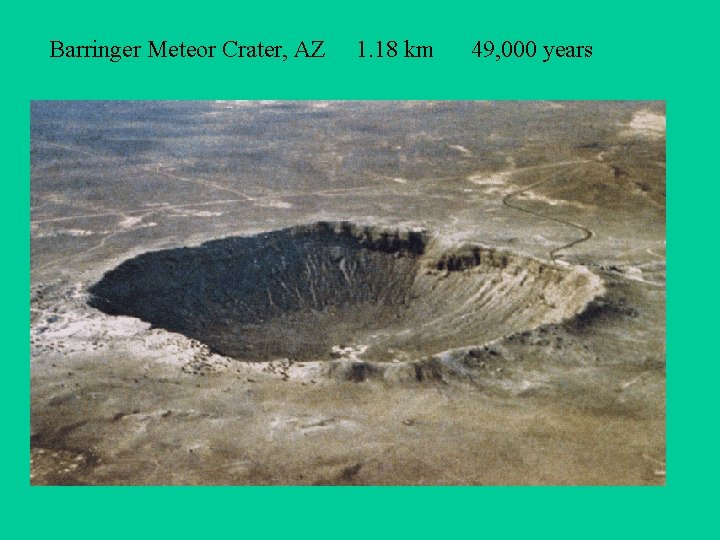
left=358, top=40, right=434, bottom=59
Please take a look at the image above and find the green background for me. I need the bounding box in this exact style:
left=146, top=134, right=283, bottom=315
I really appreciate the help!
left=5, top=0, right=716, bottom=537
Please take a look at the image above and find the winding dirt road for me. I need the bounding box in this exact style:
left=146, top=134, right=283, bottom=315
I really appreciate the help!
left=500, top=162, right=594, bottom=261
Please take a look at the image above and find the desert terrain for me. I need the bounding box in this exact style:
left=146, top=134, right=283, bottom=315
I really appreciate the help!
left=30, top=101, right=665, bottom=485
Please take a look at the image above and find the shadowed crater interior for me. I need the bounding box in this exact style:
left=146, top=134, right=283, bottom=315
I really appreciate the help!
left=88, top=221, right=603, bottom=361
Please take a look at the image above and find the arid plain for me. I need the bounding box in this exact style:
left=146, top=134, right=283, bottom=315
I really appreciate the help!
left=30, top=101, right=665, bottom=485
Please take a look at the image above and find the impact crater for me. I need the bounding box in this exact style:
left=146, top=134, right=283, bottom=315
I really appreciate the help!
left=88, top=221, right=603, bottom=362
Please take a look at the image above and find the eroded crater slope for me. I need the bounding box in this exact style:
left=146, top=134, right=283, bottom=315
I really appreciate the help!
left=88, top=222, right=603, bottom=361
